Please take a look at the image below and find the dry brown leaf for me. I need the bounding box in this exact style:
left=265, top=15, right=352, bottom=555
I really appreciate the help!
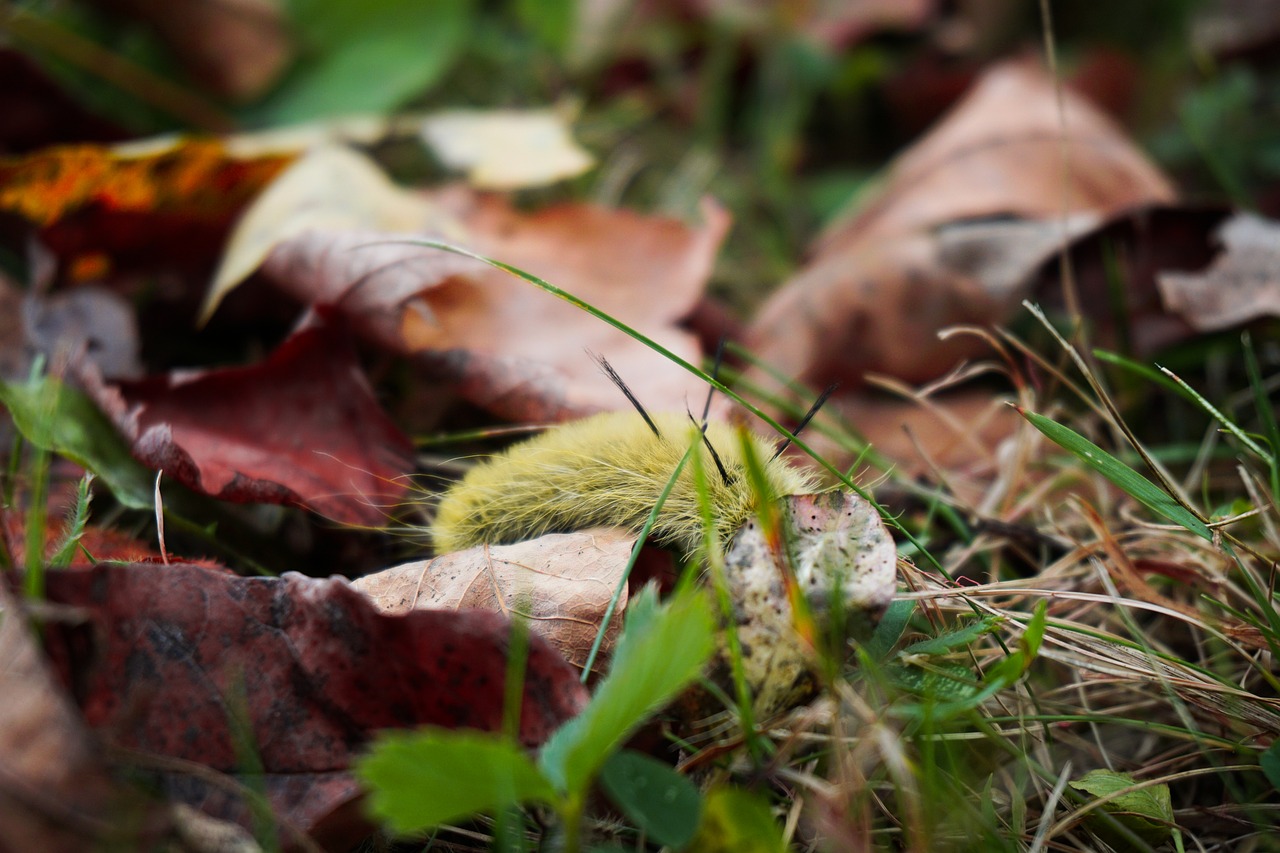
left=354, top=527, right=633, bottom=673
left=747, top=59, right=1176, bottom=400
left=0, top=580, right=173, bottom=851
left=211, top=145, right=727, bottom=421
left=814, top=59, right=1174, bottom=250
left=1157, top=212, right=1280, bottom=332
left=743, top=59, right=1177, bottom=479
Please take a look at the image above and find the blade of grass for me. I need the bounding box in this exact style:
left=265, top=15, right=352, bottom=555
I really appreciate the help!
left=1158, top=366, right=1272, bottom=464
left=1016, top=407, right=1212, bottom=541
left=1242, top=331, right=1280, bottom=500
left=378, top=239, right=950, bottom=580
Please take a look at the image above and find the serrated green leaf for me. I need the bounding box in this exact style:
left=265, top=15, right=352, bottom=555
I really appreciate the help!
left=538, top=586, right=715, bottom=795
left=0, top=376, right=152, bottom=509
left=1020, top=409, right=1212, bottom=540
left=1069, top=769, right=1174, bottom=847
left=686, top=787, right=786, bottom=853
left=356, top=729, right=555, bottom=834
left=902, top=616, right=1002, bottom=656
left=889, top=661, right=984, bottom=701
left=599, top=750, right=701, bottom=848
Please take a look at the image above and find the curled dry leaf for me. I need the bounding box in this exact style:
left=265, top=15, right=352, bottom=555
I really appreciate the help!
left=0, top=579, right=174, bottom=852
left=354, top=527, right=634, bottom=673
left=79, top=317, right=413, bottom=526
left=208, top=145, right=726, bottom=421
left=1157, top=212, right=1280, bottom=332
left=746, top=59, right=1176, bottom=397
left=39, top=561, right=588, bottom=841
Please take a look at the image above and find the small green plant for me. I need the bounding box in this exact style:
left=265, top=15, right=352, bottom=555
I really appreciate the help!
left=358, top=584, right=736, bottom=851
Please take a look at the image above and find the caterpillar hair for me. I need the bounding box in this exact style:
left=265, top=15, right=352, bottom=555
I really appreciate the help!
left=431, top=357, right=830, bottom=559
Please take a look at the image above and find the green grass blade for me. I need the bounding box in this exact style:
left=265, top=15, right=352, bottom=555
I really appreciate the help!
left=1242, top=331, right=1280, bottom=499
left=1019, top=408, right=1212, bottom=540
left=1158, top=366, right=1272, bottom=464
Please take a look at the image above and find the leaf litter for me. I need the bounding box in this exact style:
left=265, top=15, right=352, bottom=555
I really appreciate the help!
left=1, top=20, right=1280, bottom=851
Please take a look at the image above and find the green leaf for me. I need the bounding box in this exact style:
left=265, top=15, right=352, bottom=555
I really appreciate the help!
left=1021, top=600, right=1048, bottom=659
left=516, top=0, right=576, bottom=57
left=356, top=729, right=555, bottom=834
left=538, top=585, right=715, bottom=795
left=988, top=600, right=1048, bottom=686
left=256, top=0, right=472, bottom=124
left=888, top=661, right=985, bottom=702
left=1069, top=769, right=1175, bottom=847
left=599, top=750, right=701, bottom=848
left=1261, top=741, right=1280, bottom=790
left=0, top=376, right=153, bottom=509
left=686, top=787, right=786, bottom=853
left=1019, top=409, right=1212, bottom=540
left=902, top=615, right=1002, bottom=656
left=49, top=474, right=94, bottom=568
left=865, top=599, right=913, bottom=661
left=983, top=596, right=1044, bottom=686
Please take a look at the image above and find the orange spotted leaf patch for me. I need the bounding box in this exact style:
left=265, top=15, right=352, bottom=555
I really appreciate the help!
left=0, top=139, right=292, bottom=275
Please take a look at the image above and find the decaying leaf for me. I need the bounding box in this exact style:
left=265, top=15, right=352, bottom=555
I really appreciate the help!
left=354, top=527, right=632, bottom=673
left=420, top=106, right=595, bottom=189
left=1158, top=212, right=1280, bottom=331
left=0, top=579, right=174, bottom=852
left=38, top=561, right=588, bottom=839
left=0, top=138, right=293, bottom=276
left=747, top=59, right=1176, bottom=396
left=78, top=317, right=413, bottom=525
left=209, top=145, right=726, bottom=421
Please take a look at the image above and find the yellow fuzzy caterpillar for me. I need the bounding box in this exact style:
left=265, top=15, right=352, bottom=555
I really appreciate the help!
left=431, top=410, right=816, bottom=558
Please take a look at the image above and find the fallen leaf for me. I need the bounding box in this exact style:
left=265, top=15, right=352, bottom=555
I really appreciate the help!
left=2, top=509, right=170, bottom=568
left=0, top=138, right=293, bottom=276
left=815, top=59, right=1174, bottom=250
left=1032, top=204, right=1230, bottom=353
left=210, top=145, right=726, bottom=421
left=1157, top=212, right=1280, bottom=332
left=0, top=578, right=174, bottom=851
left=420, top=106, right=595, bottom=189
left=39, top=561, right=588, bottom=838
left=354, top=527, right=633, bottom=672
left=79, top=316, right=413, bottom=525
left=747, top=59, right=1176, bottom=397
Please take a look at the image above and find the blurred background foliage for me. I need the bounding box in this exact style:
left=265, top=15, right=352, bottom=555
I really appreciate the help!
left=6, top=0, right=1280, bottom=312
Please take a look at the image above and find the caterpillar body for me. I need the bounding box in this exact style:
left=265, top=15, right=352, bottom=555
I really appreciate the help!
left=431, top=410, right=816, bottom=558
